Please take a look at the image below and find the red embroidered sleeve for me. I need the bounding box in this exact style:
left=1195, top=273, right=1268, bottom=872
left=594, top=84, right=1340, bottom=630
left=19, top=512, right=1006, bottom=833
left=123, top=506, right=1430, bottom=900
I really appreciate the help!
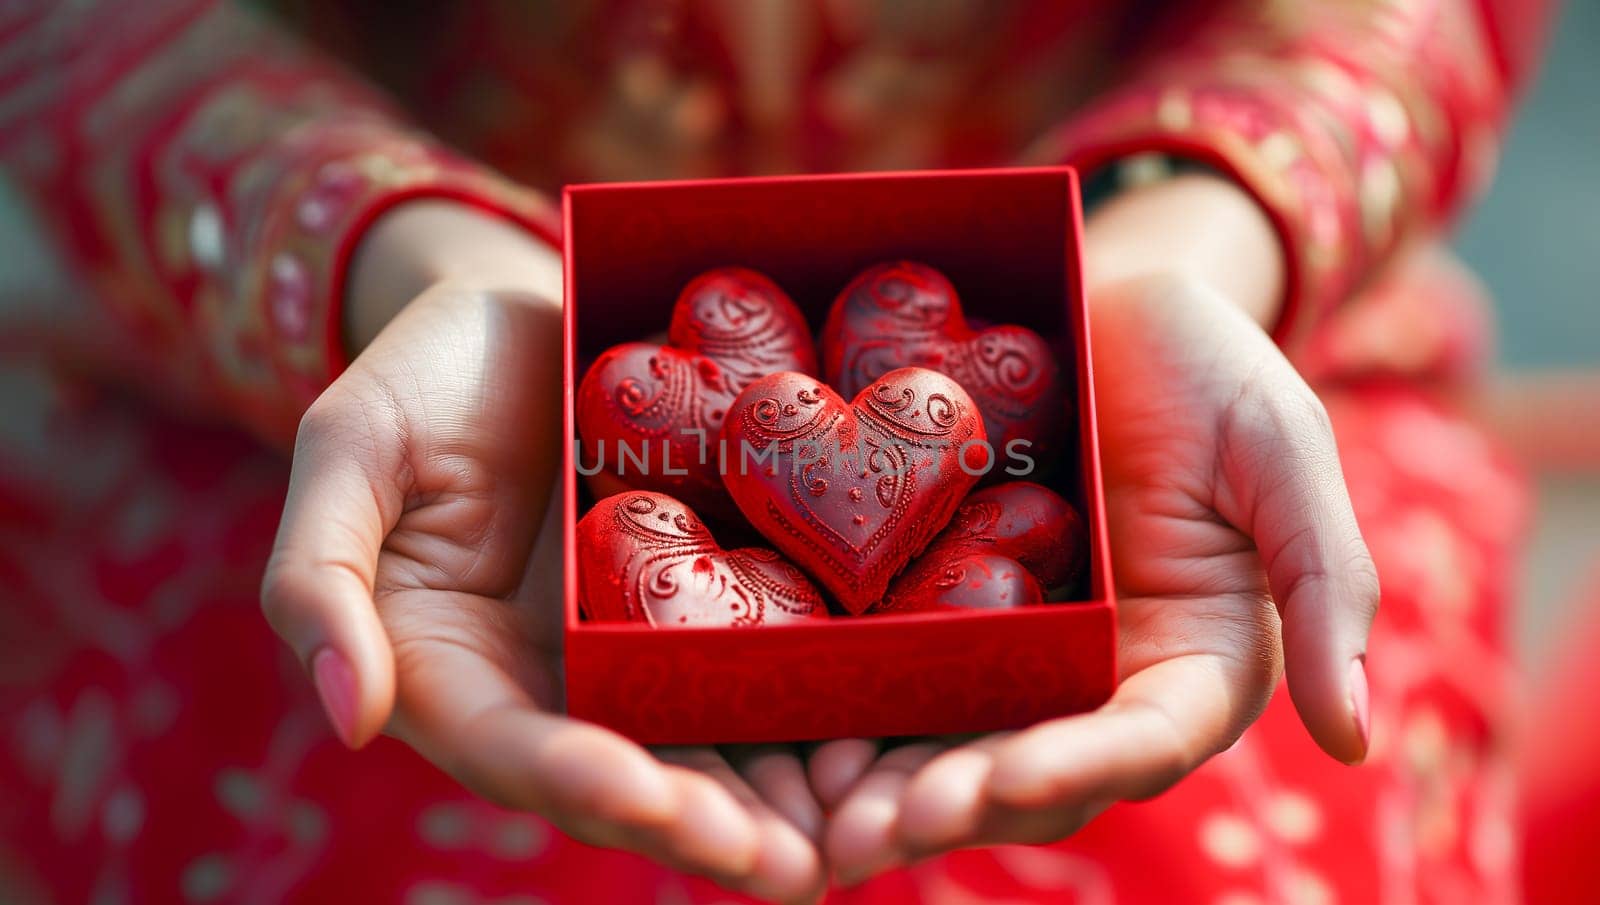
left=0, top=0, right=559, bottom=443
left=1033, top=0, right=1553, bottom=348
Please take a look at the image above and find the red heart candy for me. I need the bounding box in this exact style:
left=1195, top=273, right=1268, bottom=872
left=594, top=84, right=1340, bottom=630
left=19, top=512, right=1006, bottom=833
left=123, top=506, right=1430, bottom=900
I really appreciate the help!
left=877, top=552, right=1044, bottom=613
left=720, top=367, right=988, bottom=614
left=577, top=267, right=818, bottom=516
left=876, top=481, right=1087, bottom=613
left=577, top=491, right=828, bottom=626
left=821, top=260, right=1067, bottom=465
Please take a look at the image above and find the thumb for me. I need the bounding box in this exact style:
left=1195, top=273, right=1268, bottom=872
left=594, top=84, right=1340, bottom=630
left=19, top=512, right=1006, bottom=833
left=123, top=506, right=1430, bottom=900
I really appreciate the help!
left=261, top=393, right=403, bottom=748
left=1219, top=374, right=1380, bottom=764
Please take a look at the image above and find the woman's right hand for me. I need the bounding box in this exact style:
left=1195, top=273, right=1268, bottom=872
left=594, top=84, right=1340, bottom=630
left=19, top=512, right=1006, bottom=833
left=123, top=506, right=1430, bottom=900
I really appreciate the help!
left=814, top=174, right=1380, bottom=883
left=259, top=202, right=827, bottom=904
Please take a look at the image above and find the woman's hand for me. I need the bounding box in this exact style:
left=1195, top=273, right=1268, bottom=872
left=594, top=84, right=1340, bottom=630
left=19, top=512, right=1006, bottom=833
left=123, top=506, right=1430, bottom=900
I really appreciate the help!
left=259, top=202, right=826, bottom=904
left=820, top=174, right=1381, bottom=883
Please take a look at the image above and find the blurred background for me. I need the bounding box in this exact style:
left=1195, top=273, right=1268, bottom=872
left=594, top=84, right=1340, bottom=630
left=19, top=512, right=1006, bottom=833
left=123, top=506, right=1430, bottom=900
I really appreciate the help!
left=0, top=8, right=1592, bottom=652
left=4, top=3, right=1590, bottom=661
left=1451, top=0, right=1600, bottom=661
left=0, top=1, right=1595, bottom=901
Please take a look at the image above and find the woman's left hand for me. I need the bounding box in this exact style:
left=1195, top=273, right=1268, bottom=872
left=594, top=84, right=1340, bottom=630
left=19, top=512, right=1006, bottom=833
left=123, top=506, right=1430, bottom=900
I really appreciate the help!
left=260, top=202, right=829, bottom=904
left=817, top=175, right=1381, bottom=884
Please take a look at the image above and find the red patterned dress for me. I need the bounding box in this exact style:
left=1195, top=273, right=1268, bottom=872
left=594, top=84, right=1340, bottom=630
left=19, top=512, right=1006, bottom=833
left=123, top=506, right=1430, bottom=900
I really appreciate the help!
left=0, top=1, right=1552, bottom=902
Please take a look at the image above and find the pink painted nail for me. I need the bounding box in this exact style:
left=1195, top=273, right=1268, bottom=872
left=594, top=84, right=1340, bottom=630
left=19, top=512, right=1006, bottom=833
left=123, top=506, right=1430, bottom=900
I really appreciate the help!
left=311, top=647, right=360, bottom=748
left=1348, top=656, right=1370, bottom=761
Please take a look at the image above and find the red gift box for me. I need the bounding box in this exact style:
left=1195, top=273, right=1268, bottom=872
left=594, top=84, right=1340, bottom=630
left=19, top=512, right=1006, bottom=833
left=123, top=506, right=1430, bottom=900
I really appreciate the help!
left=561, top=167, right=1115, bottom=744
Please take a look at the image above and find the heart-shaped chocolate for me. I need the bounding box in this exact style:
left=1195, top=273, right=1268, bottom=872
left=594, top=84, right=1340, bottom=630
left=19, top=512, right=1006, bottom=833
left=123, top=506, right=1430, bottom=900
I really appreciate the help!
left=577, top=491, right=828, bottom=626
left=577, top=267, right=818, bottom=516
left=876, top=481, right=1087, bottom=613
left=878, top=552, right=1044, bottom=613
left=821, top=260, right=1067, bottom=465
left=720, top=366, right=988, bottom=614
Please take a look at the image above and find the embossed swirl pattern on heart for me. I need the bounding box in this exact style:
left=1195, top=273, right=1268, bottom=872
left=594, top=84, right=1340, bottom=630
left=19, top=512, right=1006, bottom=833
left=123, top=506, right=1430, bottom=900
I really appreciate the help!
left=721, top=366, right=987, bottom=614
left=877, top=481, right=1087, bottom=613
left=577, top=492, right=827, bottom=626
left=821, top=260, right=1067, bottom=464
left=577, top=267, right=817, bottom=515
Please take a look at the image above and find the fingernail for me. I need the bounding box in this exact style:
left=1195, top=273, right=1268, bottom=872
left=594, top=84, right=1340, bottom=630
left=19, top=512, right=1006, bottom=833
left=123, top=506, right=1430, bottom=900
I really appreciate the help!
left=830, top=800, right=902, bottom=887
left=1348, top=655, right=1370, bottom=762
left=895, top=749, right=991, bottom=853
left=311, top=646, right=361, bottom=748
left=679, top=781, right=762, bottom=877
left=743, top=823, right=824, bottom=905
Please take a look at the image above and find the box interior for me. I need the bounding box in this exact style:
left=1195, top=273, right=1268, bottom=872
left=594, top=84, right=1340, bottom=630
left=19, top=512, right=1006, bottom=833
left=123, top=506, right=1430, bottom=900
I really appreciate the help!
left=567, top=171, right=1071, bottom=354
